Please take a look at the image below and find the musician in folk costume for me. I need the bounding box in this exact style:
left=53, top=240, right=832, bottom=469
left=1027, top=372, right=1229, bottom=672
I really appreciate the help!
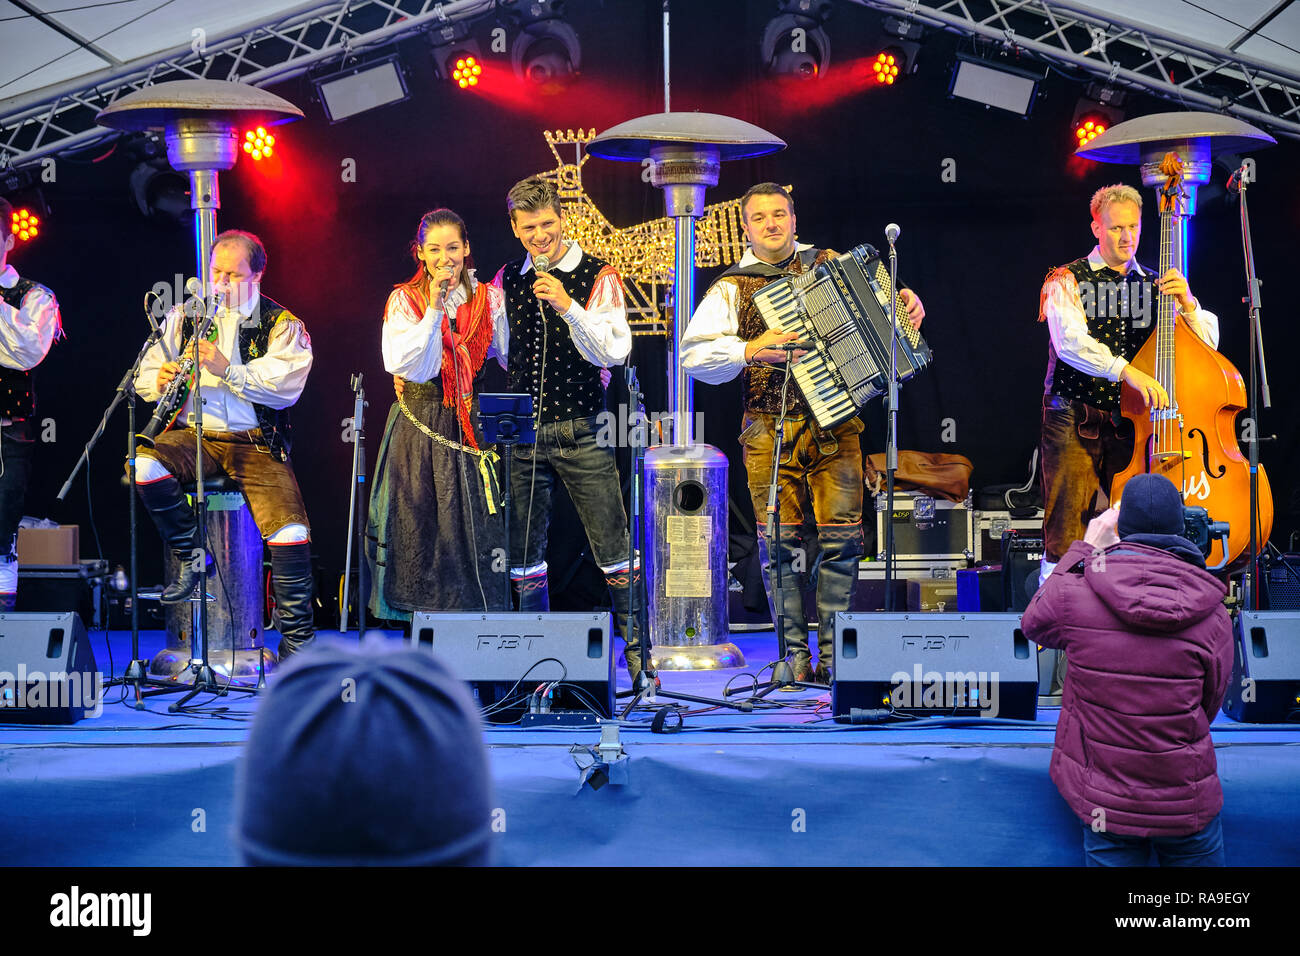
left=1037, top=184, right=1216, bottom=583
left=133, top=229, right=316, bottom=659
left=367, top=208, right=509, bottom=618
left=682, top=183, right=924, bottom=683
left=0, top=197, right=63, bottom=611
left=493, top=177, right=649, bottom=682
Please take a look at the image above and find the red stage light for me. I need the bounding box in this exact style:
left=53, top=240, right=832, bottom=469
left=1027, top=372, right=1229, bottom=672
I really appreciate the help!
left=11, top=208, right=39, bottom=242
left=452, top=56, right=482, bottom=89
left=243, top=126, right=276, bottom=161
left=872, top=52, right=900, bottom=85
left=1073, top=116, right=1108, bottom=145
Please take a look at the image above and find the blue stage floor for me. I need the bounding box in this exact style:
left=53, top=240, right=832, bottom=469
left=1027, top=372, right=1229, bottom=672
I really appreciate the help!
left=2, top=628, right=1297, bottom=866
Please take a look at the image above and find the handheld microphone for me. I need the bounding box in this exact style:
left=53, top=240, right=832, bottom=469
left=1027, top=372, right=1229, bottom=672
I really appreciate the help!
left=533, top=254, right=551, bottom=275
left=885, top=223, right=901, bottom=243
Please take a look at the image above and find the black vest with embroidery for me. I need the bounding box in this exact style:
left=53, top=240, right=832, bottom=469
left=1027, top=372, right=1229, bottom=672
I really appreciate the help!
left=182, top=294, right=297, bottom=461
left=0, top=278, right=50, bottom=419
left=1045, top=257, right=1156, bottom=412
left=722, top=248, right=833, bottom=417
left=502, top=250, right=609, bottom=424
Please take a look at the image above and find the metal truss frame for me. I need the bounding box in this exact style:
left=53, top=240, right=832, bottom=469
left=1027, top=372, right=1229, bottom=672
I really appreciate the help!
left=849, top=0, right=1300, bottom=140
left=0, top=0, right=497, bottom=169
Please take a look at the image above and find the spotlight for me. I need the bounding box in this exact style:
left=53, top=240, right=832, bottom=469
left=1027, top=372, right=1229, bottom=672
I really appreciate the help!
left=761, top=1, right=833, bottom=79
left=1071, top=89, right=1125, bottom=150
left=10, top=208, right=39, bottom=243
left=242, top=126, right=277, bottom=161
left=128, top=159, right=191, bottom=225
left=431, top=22, right=484, bottom=90
left=872, top=52, right=900, bottom=85
left=513, top=24, right=580, bottom=89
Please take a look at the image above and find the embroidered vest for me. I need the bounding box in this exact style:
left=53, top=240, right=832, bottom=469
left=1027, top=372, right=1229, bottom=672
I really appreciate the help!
left=1043, top=257, right=1156, bottom=411
left=0, top=278, right=50, bottom=419
left=182, top=294, right=299, bottom=461
left=502, top=250, right=609, bottom=424
left=722, top=248, right=835, bottom=417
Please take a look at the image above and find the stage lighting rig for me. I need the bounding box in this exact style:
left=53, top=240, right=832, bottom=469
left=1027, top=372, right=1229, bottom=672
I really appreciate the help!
left=431, top=21, right=484, bottom=90
left=761, top=0, right=833, bottom=79
left=125, top=136, right=191, bottom=226
left=874, top=14, right=923, bottom=84
left=0, top=166, right=47, bottom=244
left=949, top=50, right=1045, bottom=116
left=1071, top=85, right=1126, bottom=148
left=503, top=0, right=581, bottom=91
left=312, top=53, right=411, bottom=122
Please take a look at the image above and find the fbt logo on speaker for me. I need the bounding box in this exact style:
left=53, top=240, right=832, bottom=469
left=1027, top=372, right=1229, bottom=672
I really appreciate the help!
left=0, top=666, right=103, bottom=718
left=49, top=886, right=151, bottom=936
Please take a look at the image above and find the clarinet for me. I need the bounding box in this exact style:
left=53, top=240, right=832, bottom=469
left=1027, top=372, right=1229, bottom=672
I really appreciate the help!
left=138, top=293, right=224, bottom=447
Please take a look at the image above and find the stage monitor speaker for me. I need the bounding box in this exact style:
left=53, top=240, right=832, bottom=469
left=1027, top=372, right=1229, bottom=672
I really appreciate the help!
left=832, top=612, right=1038, bottom=720
left=1001, top=531, right=1043, bottom=612
left=1222, top=611, right=1300, bottom=724
left=0, top=612, right=100, bottom=723
left=409, top=611, right=614, bottom=720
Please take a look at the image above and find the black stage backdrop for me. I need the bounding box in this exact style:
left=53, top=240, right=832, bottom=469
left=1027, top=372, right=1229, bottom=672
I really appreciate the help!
left=14, top=0, right=1300, bottom=615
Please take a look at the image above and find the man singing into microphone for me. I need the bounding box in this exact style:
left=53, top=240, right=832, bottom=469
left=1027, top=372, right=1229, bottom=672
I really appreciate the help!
left=491, top=177, right=647, bottom=681
left=682, top=183, right=924, bottom=683
left=133, top=229, right=317, bottom=660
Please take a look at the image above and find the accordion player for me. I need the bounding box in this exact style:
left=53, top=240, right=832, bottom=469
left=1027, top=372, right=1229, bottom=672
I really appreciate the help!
left=751, top=244, right=932, bottom=429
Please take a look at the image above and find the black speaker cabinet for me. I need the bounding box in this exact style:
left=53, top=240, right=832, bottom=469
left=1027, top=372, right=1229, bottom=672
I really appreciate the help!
left=832, top=612, right=1038, bottom=720
left=1222, top=611, right=1300, bottom=723
left=1001, top=531, right=1044, bottom=612
left=1261, top=554, right=1300, bottom=611
left=409, top=611, right=614, bottom=719
left=0, top=612, right=100, bottom=723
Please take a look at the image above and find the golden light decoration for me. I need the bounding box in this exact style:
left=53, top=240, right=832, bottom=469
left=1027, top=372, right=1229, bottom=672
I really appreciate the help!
left=537, top=129, right=778, bottom=335
left=242, top=126, right=276, bottom=161
left=11, top=208, right=39, bottom=242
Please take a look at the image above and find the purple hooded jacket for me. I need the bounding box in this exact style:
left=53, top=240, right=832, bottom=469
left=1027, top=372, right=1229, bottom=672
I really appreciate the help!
left=1021, top=538, right=1233, bottom=837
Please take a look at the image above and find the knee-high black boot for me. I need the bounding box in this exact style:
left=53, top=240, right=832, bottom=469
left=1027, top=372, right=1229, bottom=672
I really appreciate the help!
left=813, top=523, right=863, bottom=683
left=270, top=541, right=315, bottom=660
left=759, top=531, right=811, bottom=679
left=136, top=475, right=206, bottom=604
left=606, top=567, right=651, bottom=681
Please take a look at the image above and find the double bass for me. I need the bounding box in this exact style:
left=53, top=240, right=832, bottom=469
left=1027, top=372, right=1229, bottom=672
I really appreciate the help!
left=1109, top=152, right=1271, bottom=570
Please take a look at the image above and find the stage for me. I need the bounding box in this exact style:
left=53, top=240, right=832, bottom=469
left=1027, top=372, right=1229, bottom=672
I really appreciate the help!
left=1, top=627, right=1296, bottom=867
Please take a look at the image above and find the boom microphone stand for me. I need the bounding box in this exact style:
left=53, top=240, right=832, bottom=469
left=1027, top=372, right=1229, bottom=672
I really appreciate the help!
left=731, top=343, right=829, bottom=699
left=341, top=373, right=368, bottom=633
left=1231, top=166, right=1271, bottom=610
left=61, top=296, right=175, bottom=706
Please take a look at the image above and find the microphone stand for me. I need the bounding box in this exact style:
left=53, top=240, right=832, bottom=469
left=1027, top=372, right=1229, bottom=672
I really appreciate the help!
left=60, top=315, right=176, bottom=707
left=340, top=373, right=368, bottom=634
left=730, top=341, right=829, bottom=699
left=146, top=293, right=257, bottom=710
left=883, top=229, right=903, bottom=611
left=1233, top=169, right=1270, bottom=610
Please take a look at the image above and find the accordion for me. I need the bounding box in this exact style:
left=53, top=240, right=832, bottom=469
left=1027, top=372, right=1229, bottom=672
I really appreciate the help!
left=753, top=244, right=932, bottom=429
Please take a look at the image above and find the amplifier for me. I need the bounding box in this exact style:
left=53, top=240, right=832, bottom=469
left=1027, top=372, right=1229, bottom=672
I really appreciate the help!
left=974, top=510, right=1042, bottom=564
left=1001, top=531, right=1044, bottom=612
left=1261, top=554, right=1300, bottom=611
left=832, top=612, right=1038, bottom=720
left=1222, top=611, right=1300, bottom=723
left=409, top=611, right=614, bottom=721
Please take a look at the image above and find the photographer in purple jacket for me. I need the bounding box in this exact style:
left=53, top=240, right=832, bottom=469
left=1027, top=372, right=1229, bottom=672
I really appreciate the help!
left=1022, top=473, right=1234, bottom=866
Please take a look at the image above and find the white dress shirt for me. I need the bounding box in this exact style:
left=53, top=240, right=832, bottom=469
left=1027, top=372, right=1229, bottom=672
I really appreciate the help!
left=136, top=290, right=313, bottom=431
left=0, top=264, right=61, bottom=373
left=680, top=243, right=816, bottom=384
left=493, top=240, right=631, bottom=367
left=382, top=273, right=508, bottom=382
left=1041, top=246, right=1218, bottom=384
